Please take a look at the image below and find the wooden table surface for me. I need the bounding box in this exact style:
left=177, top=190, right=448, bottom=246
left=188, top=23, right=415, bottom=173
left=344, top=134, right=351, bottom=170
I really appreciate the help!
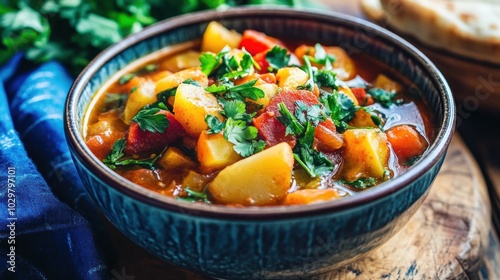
left=105, top=1, right=500, bottom=279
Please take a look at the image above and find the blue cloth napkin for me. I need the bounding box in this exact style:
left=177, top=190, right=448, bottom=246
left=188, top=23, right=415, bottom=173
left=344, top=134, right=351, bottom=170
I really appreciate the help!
left=0, top=54, right=109, bottom=279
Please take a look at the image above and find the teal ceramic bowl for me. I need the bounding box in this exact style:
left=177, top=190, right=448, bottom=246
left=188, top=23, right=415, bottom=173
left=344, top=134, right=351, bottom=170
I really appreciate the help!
left=65, top=7, right=455, bottom=279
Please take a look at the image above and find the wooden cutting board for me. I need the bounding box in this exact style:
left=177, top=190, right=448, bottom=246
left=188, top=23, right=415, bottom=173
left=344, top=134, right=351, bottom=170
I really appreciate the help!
left=106, top=136, right=500, bottom=279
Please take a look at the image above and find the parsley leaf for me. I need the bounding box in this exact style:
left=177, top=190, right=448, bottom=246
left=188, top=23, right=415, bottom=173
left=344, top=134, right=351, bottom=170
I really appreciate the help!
left=308, top=43, right=336, bottom=67
left=314, top=69, right=338, bottom=89
left=320, top=91, right=358, bottom=132
left=224, top=118, right=265, bottom=157
left=368, top=88, right=403, bottom=108
left=220, top=100, right=253, bottom=122
left=205, top=115, right=224, bottom=134
left=103, top=138, right=164, bottom=170
left=200, top=47, right=255, bottom=80
left=297, top=56, right=315, bottom=91
left=339, top=177, right=377, bottom=190
left=266, top=46, right=290, bottom=72
left=131, top=108, right=169, bottom=133
left=276, top=102, right=333, bottom=177
left=177, top=187, right=211, bottom=204
left=206, top=80, right=264, bottom=101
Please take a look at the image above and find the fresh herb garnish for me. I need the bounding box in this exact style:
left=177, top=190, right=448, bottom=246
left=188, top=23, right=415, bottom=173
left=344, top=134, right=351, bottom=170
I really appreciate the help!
left=103, top=138, right=164, bottom=170
left=224, top=118, right=266, bottom=157
left=308, top=44, right=335, bottom=67
left=205, top=115, right=224, bottom=134
left=200, top=47, right=256, bottom=80
left=314, top=69, right=338, bottom=89
left=266, top=46, right=290, bottom=72
left=297, top=56, right=315, bottom=91
left=276, top=102, right=333, bottom=177
left=131, top=108, right=169, bottom=133
left=339, top=177, right=377, bottom=190
left=119, top=73, right=136, bottom=85
left=320, top=91, right=358, bottom=132
left=368, top=88, right=403, bottom=108
left=205, top=79, right=265, bottom=101
left=403, top=155, right=421, bottom=166
left=362, top=107, right=386, bottom=131
left=103, top=93, right=128, bottom=111
left=177, top=187, right=211, bottom=204
left=204, top=100, right=265, bottom=157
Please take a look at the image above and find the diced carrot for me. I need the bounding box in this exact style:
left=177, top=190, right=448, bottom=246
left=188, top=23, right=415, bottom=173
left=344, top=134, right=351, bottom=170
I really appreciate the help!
left=259, top=73, right=276, bottom=84
left=314, top=119, right=343, bottom=152
left=386, top=125, right=428, bottom=162
left=283, top=189, right=340, bottom=205
left=239, top=30, right=286, bottom=56
left=125, top=110, right=185, bottom=156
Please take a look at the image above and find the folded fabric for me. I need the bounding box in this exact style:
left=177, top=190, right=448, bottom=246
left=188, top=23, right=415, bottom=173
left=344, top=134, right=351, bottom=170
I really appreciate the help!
left=0, top=54, right=109, bottom=279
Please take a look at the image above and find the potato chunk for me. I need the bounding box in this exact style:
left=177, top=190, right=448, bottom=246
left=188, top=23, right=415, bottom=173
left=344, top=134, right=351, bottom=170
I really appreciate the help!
left=276, top=67, right=309, bottom=90
left=123, top=80, right=156, bottom=124
left=160, top=50, right=201, bottom=73
left=158, top=147, right=196, bottom=171
left=201, top=21, right=242, bottom=53
left=208, top=143, right=294, bottom=206
left=155, top=67, right=208, bottom=94
left=197, top=131, right=242, bottom=174
left=341, top=129, right=389, bottom=181
left=173, top=83, right=223, bottom=137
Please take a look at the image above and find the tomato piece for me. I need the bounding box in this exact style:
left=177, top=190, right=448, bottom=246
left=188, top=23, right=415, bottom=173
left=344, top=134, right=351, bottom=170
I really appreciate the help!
left=351, top=88, right=371, bottom=105
left=239, top=30, right=285, bottom=56
left=253, top=112, right=296, bottom=148
left=253, top=90, right=319, bottom=148
left=253, top=51, right=270, bottom=73
left=125, top=110, right=185, bottom=155
left=386, top=125, right=428, bottom=163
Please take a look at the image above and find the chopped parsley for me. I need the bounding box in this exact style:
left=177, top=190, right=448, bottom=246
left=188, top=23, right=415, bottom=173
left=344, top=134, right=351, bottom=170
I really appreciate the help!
left=266, top=46, right=290, bottom=72
left=118, top=73, right=135, bottom=85
left=320, top=91, right=358, bottom=132
left=205, top=100, right=265, bottom=157
left=339, top=177, right=377, bottom=190
left=297, top=56, right=315, bottom=91
left=277, top=102, right=333, bottom=177
left=368, top=88, right=403, bottom=108
left=200, top=47, right=255, bottom=80
left=205, top=79, right=265, bottom=101
left=131, top=108, right=169, bottom=133
left=177, top=187, right=211, bottom=204
left=103, top=138, right=164, bottom=170
left=307, top=43, right=335, bottom=67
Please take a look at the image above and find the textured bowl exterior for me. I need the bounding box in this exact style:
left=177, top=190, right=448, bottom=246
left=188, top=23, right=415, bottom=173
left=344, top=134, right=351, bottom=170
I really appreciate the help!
left=65, top=7, right=455, bottom=279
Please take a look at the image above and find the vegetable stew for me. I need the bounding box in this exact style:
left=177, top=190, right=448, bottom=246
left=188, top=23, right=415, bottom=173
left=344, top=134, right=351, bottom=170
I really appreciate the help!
left=85, top=22, right=433, bottom=206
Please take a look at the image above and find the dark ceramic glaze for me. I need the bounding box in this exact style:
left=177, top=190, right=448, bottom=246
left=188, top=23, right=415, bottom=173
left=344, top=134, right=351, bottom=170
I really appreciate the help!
left=65, top=7, right=455, bottom=279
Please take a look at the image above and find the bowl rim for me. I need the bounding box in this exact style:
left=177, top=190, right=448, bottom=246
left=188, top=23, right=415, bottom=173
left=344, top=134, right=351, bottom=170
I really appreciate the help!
left=65, top=6, right=456, bottom=220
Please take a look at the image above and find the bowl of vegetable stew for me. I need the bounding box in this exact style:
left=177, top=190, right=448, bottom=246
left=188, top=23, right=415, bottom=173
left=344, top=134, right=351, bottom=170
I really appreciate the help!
left=65, top=7, right=455, bottom=279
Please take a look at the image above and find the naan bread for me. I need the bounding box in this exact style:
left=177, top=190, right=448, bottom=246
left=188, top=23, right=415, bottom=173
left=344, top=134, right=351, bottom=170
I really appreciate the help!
left=360, top=0, right=385, bottom=22
left=361, top=0, right=500, bottom=64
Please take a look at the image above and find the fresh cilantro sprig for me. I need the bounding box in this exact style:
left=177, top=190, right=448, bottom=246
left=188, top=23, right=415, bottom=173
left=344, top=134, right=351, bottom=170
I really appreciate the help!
left=320, top=91, right=358, bottom=132
left=224, top=118, right=266, bottom=157
left=307, top=44, right=335, bottom=67
left=103, top=138, right=164, bottom=170
left=339, top=177, right=377, bottom=190
left=266, top=46, right=290, bottom=72
left=200, top=47, right=256, bottom=80
left=205, top=79, right=265, bottom=101
left=131, top=108, right=169, bottom=133
left=367, top=88, right=403, bottom=108
left=205, top=100, right=265, bottom=157
left=177, top=187, right=211, bottom=204
left=276, top=102, right=333, bottom=177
